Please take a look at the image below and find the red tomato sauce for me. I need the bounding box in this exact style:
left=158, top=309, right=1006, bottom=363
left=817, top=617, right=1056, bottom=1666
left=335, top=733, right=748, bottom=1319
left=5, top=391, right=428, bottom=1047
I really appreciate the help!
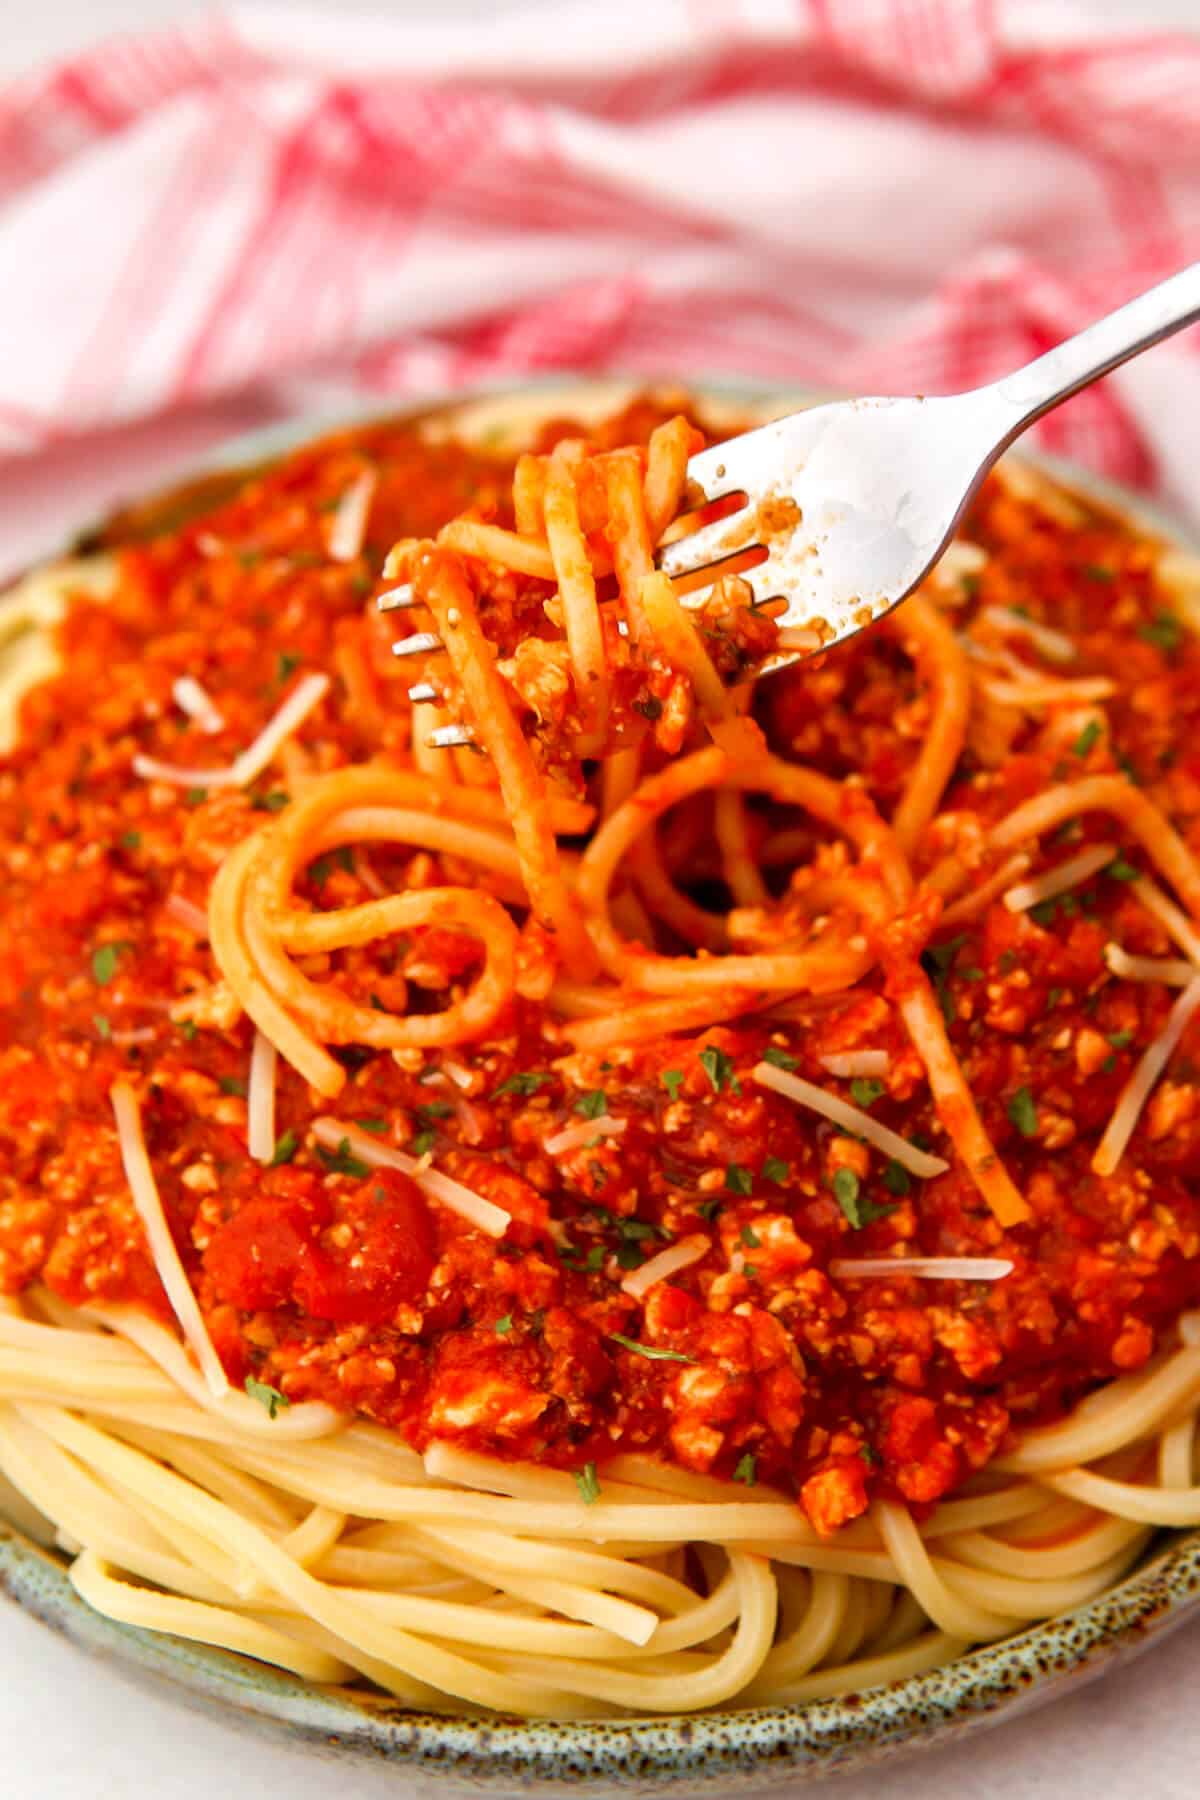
left=2, top=403, right=1200, bottom=1535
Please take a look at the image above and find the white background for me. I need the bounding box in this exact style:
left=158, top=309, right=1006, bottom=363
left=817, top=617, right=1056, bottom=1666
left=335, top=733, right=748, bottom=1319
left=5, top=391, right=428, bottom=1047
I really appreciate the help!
left=3, top=2, right=1200, bottom=1796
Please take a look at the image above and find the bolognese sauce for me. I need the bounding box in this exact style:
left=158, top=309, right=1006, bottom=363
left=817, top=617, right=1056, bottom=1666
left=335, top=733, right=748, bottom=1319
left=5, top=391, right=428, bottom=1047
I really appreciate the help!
left=2, top=399, right=1199, bottom=1546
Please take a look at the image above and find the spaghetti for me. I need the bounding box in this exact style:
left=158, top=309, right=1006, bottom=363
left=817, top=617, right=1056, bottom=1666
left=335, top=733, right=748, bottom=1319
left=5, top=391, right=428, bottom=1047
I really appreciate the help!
left=0, top=392, right=1199, bottom=1718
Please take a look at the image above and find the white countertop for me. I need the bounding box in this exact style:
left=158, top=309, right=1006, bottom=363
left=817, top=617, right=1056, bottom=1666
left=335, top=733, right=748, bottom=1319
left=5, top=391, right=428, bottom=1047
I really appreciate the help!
left=3, top=2, right=1200, bottom=1794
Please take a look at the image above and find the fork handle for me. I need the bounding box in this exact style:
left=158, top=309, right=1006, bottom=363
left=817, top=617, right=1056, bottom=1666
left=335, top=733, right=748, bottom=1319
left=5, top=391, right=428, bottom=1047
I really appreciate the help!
left=974, top=261, right=1200, bottom=447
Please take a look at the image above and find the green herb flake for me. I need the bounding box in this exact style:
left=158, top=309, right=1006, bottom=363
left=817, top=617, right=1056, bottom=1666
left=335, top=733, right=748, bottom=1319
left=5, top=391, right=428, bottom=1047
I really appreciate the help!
left=1007, top=1086, right=1039, bottom=1139
left=177, top=1018, right=198, bottom=1042
left=739, top=1224, right=761, bottom=1248
left=574, top=1462, right=601, bottom=1505
left=245, top=1376, right=290, bottom=1420
left=409, top=1130, right=436, bottom=1159
left=251, top=789, right=290, bottom=813
left=417, top=1101, right=453, bottom=1121
left=1106, top=855, right=1139, bottom=882
left=118, top=831, right=142, bottom=850
left=218, top=1075, right=248, bottom=1097
left=1107, top=1029, right=1134, bottom=1049
left=609, top=1332, right=696, bottom=1364
left=1138, top=611, right=1182, bottom=654
left=761, top=1046, right=799, bottom=1070
left=310, top=846, right=354, bottom=887
left=696, top=1197, right=724, bottom=1222
left=833, top=1167, right=897, bottom=1230
left=316, top=1137, right=371, bottom=1178
left=849, top=1077, right=884, bottom=1109
left=355, top=1117, right=389, bottom=1134
left=93, top=1014, right=111, bottom=1040
left=699, top=1044, right=740, bottom=1095
left=269, top=1129, right=299, bottom=1167
left=762, top=1156, right=790, bottom=1184
left=492, top=1071, right=551, bottom=1100
left=860, top=1443, right=880, bottom=1467
left=183, top=787, right=208, bottom=807
left=575, top=1090, right=608, bottom=1120
left=725, top=1164, right=753, bottom=1196
left=1073, top=719, right=1102, bottom=758
left=91, top=942, right=130, bottom=987
left=882, top=1160, right=912, bottom=1197
left=494, top=1314, right=514, bottom=1337
left=733, top=1452, right=757, bottom=1486
left=661, top=1068, right=685, bottom=1101
left=276, top=650, right=302, bottom=684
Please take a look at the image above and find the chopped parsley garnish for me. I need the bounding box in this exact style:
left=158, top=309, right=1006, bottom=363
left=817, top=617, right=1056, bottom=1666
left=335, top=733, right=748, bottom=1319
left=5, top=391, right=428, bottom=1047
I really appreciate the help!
left=315, top=1137, right=370, bottom=1178
left=416, top=1101, right=453, bottom=1121
left=1107, top=1029, right=1134, bottom=1049
left=1138, top=611, right=1182, bottom=653
left=91, top=942, right=130, bottom=986
left=575, top=1090, right=608, bottom=1119
left=733, top=1452, right=757, bottom=1486
left=832, top=1168, right=896, bottom=1230
left=696, top=1197, right=724, bottom=1222
left=1046, top=987, right=1068, bottom=1009
left=921, top=934, right=964, bottom=1026
left=492, top=1071, right=551, bottom=1100
left=1073, top=719, right=1102, bottom=758
left=494, top=1314, right=514, bottom=1336
left=860, top=1443, right=880, bottom=1467
left=276, top=650, right=302, bottom=683
left=355, top=1117, right=389, bottom=1134
left=245, top=1377, right=290, bottom=1419
left=1007, top=1086, right=1039, bottom=1139
left=184, top=787, right=208, bottom=807
left=739, top=1224, right=761, bottom=1248
left=118, top=831, right=142, bottom=850
left=218, top=1075, right=248, bottom=1096
left=761, top=1046, right=799, bottom=1071
left=269, top=1129, right=299, bottom=1167
left=849, top=1077, right=884, bottom=1109
left=559, top=1241, right=605, bottom=1273
left=310, top=846, right=354, bottom=887
left=574, top=1462, right=601, bottom=1505
left=608, top=1332, right=696, bottom=1364
left=882, top=1159, right=912, bottom=1197
left=762, top=1156, right=790, bottom=1184
left=725, top=1164, right=753, bottom=1196
left=661, top=1068, right=685, bottom=1102
left=251, top=788, right=290, bottom=813
left=699, top=1044, right=740, bottom=1095
left=1106, top=855, right=1139, bottom=881
left=177, top=1018, right=198, bottom=1042
left=410, top=1130, right=436, bottom=1158
left=742, top=1263, right=759, bottom=1280
left=1084, top=562, right=1114, bottom=583
left=93, top=1014, right=111, bottom=1040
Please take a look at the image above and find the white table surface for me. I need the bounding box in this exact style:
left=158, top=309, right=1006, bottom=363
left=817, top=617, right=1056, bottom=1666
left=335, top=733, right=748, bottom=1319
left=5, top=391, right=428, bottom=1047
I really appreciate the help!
left=4, top=2, right=1200, bottom=1795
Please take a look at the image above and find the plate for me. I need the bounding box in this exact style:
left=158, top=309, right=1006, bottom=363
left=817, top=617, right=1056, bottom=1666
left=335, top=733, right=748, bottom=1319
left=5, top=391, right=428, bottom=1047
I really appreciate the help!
left=3, top=377, right=1199, bottom=1792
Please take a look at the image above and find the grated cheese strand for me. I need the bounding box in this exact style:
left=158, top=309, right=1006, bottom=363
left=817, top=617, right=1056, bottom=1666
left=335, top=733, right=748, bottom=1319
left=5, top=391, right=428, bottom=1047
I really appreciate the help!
left=109, top=1082, right=229, bottom=1399
left=751, top=1062, right=950, bottom=1179
left=1092, top=976, right=1200, bottom=1177
left=543, top=1116, right=627, bottom=1158
left=133, top=672, right=329, bottom=792
left=311, top=1118, right=510, bottom=1238
left=1129, top=875, right=1200, bottom=965
left=818, top=1050, right=889, bottom=1080
left=164, top=893, right=210, bottom=936
left=172, top=675, right=225, bottom=735
left=1105, top=943, right=1198, bottom=987
left=1003, top=842, right=1117, bottom=914
left=979, top=606, right=1076, bottom=665
left=247, top=1031, right=278, bottom=1166
left=325, top=468, right=377, bottom=563
left=619, top=1234, right=710, bottom=1302
left=831, top=1256, right=1014, bottom=1282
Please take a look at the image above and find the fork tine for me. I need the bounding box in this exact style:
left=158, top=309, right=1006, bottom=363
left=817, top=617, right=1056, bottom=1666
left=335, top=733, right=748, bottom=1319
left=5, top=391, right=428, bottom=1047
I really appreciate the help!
left=677, top=560, right=784, bottom=612
left=377, top=583, right=417, bottom=612
left=427, top=722, right=477, bottom=749
left=391, top=631, right=444, bottom=659
left=407, top=682, right=441, bottom=704
left=657, top=507, right=757, bottom=582
left=682, top=442, right=745, bottom=505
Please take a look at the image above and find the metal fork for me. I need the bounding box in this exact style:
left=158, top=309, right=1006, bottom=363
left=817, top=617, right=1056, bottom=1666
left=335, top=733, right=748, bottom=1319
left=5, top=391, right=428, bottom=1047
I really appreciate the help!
left=385, top=264, right=1200, bottom=749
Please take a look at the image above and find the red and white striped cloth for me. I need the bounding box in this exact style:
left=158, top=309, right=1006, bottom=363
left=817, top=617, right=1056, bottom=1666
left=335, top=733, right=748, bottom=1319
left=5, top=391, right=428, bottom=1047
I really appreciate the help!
left=4, top=0, right=1200, bottom=566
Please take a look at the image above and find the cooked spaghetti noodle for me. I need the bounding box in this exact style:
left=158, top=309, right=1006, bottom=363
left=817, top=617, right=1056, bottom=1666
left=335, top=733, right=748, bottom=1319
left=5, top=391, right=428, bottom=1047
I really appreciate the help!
left=1, top=390, right=1199, bottom=1718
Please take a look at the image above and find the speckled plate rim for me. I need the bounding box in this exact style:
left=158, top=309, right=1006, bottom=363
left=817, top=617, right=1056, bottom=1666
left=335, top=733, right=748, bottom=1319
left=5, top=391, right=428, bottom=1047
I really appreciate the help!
left=3, top=375, right=1199, bottom=1793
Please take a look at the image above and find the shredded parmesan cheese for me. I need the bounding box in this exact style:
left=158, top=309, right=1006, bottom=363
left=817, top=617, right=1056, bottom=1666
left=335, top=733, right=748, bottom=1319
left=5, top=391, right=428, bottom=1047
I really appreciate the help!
left=979, top=606, right=1076, bottom=665
left=133, top=672, right=329, bottom=792
left=620, top=1234, right=710, bottom=1301
left=818, top=1051, right=889, bottom=1080
left=1105, top=942, right=1198, bottom=986
left=543, top=1116, right=628, bottom=1157
left=751, top=1062, right=950, bottom=1178
left=325, top=468, right=377, bottom=563
left=1130, top=875, right=1200, bottom=965
left=976, top=673, right=1116, bottom=709
left=1092, top=976, right=1200, bottom=1177
left=172, top=675, right=225, bottom=735
left=109, top=1082, right=229, bottom=1398
left=311, top=1118, right=510, bottom=1238
left=940, top=853, right=1032, bottom=929
left=1003, top=842, right=1117, bottom=914
left=164, top=893, right=210, bottom=936
left=247, top=1031, right=277, bottom=1165
left=831, top=1256, right=1013, bottom=1281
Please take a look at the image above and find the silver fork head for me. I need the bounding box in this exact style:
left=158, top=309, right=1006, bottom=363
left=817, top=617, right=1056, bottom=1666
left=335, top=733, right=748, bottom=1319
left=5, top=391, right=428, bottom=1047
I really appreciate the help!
left=660, top=393, right=998, bottom=648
